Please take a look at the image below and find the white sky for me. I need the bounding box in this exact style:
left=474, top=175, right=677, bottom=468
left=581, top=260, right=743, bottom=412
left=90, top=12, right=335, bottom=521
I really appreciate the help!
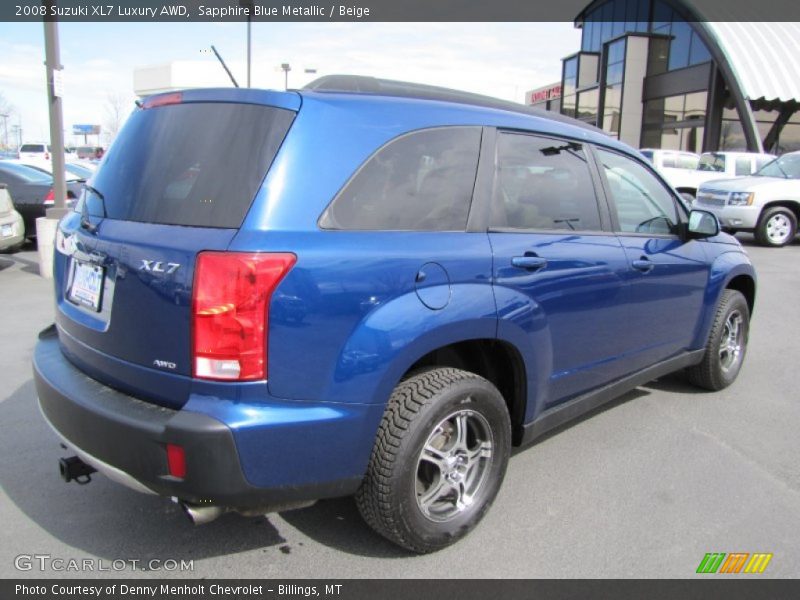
left=0, top=22, right=580, bottom=146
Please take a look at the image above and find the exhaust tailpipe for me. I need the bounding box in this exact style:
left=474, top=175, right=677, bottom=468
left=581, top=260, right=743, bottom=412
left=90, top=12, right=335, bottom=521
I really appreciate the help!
left=59, top=456, right=96, bottom=484
left=180, top=501, right=225, bottom=525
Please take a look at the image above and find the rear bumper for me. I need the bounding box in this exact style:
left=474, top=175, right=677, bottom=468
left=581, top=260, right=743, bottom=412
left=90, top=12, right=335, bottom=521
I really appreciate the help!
left=33, top=328, right=377, bottom=509
left=13, top=204, right=45, bottom=238
left=0, top=210, right=25, bottom=249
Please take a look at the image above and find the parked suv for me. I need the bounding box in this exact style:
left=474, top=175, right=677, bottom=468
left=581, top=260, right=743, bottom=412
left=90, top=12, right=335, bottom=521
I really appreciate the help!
left=18, top=142, right=52, bottom=163
left=33, top=77, right=756, bottom=553
left=641, top=149, right=775, bottom=201
left=695, top=151, right=800, bottom=246
left=639, top=148, right=701, bottom=200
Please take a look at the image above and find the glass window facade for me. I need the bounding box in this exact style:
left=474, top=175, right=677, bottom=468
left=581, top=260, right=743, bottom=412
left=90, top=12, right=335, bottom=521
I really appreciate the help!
left=577, top=88, right=600, bottom=123
left=580, top=0, right=648, bottom=52
left=649, top=0, right=712, bottom=71
left=562, top=57, right=578, bottom=118
left=720, top=107, right=800, bottom=153
left=602, top=38, right=626, bottom=136
left=578, top=0, right=712, bottom=75
left=642, top=92, right=707, bottom=152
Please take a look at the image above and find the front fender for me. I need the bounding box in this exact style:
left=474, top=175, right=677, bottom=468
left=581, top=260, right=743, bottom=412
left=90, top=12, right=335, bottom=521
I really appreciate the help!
left=691, top=248, right=756, bottom=349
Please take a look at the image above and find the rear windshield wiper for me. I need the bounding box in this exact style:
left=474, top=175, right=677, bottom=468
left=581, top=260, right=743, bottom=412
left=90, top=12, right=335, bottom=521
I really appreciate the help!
left=80, top=184, right=107, bottom=233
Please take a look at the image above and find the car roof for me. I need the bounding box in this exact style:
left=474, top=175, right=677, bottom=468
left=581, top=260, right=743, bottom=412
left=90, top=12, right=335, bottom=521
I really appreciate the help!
left=304, top=75, right=602, bottom=131
left=299, top=75, right=636, bottom=157
left=702, top=151, right=775, bottom=158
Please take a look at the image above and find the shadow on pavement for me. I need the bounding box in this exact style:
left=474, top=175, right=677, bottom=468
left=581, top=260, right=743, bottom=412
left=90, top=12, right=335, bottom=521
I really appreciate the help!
left=0, top=378, right=408, bottom=560
left=0, top=380, right=286, bottom=563
left=279, top=498, right=409, bottom=559
left=512, top=385, right=650, bottom=454
left=641, top=371, right=707, bottom=394
left=6, top=253, right=41, bottom=276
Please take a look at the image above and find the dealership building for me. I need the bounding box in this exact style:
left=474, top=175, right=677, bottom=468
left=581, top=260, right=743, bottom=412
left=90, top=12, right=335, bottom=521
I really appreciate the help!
left=528, top=0, right=800, bottom=154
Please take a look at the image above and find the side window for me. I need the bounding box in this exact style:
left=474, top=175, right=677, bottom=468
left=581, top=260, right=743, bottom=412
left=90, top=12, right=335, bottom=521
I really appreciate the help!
left=596, top=148, right=679, bottom=235
left=319, top=127, right=481, bottom=231
left=735, top=156, right=752, bottom=176
left=490, top=133, right=602, bottom=232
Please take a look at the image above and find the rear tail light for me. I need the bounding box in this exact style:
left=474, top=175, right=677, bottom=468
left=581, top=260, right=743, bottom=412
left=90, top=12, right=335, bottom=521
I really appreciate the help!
left=192, top=252, right=296, bottom=381
left=44, top=188, right=72, bottom=206
left=166, top=444, right=186, bottom=479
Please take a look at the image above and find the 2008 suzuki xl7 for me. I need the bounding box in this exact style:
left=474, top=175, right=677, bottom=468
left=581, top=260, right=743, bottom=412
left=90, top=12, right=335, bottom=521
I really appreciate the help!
left=34, top=76, right=755, bottom=553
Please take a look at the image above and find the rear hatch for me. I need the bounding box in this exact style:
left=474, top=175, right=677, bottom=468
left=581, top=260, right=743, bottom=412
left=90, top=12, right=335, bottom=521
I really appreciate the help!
left=53, top=91, right=297, bottom=408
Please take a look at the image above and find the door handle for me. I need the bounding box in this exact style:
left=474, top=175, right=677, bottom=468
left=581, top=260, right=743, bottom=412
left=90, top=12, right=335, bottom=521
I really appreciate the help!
left=511, top=255, right=547, bottom=271
left=632, top=258, right=654, bottom=273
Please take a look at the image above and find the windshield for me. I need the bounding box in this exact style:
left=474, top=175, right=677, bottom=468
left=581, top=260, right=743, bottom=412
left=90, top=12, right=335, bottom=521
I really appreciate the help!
left=0, top=161, right=53, bottom=183
left=755, top=154, right=800, bottom=179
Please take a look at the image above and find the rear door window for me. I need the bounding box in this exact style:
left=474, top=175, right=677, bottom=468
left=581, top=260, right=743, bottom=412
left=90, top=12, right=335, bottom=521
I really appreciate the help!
left=86, top=102, right=294, bottom=228
left=490, top=133, right=602, bottom=232
left=319, top=127, right=481, bottom=231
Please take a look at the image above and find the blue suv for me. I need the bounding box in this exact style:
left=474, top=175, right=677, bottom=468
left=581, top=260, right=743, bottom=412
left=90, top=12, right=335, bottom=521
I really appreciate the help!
left=33, top=76, right=755, bottom=553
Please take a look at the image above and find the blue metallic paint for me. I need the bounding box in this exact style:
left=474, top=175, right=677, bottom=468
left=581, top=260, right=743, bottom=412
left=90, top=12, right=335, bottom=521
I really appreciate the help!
left=43, top=87, right=756, bottom=497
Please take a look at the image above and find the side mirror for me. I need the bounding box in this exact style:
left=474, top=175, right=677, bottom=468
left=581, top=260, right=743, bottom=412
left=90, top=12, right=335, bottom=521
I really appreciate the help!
left=687, top=209, right=720, bottom=238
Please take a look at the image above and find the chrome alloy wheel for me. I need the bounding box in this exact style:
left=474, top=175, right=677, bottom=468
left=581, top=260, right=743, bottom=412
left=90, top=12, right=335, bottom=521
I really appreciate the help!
left=766, top=213, right=793, bottom=244
left=415, top=408, right=494, bottom=522
left=719, top=310, right=745, bottom=373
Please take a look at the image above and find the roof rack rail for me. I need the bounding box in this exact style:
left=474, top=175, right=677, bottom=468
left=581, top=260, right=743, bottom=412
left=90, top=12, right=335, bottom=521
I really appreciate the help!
left=302, top=74, right=603, bottom=133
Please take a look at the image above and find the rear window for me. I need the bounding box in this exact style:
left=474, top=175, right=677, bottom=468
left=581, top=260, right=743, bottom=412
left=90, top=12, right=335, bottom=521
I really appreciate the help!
left=20, top=144, right=46, bottom=153
left=85, top=102, right=294, bottom=228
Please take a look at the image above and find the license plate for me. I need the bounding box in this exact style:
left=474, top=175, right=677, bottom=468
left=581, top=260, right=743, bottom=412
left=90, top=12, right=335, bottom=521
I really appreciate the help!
left=1, top=224, right=12, bottom=238
left=69, top=260, right=105, bottom=312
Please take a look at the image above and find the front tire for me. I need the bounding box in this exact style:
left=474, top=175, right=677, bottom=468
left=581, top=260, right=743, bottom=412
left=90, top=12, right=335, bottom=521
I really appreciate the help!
left=755, top=206, right=797, bottom=247
left=356, top=367, right=511, bottom=553
left=687, top=289, right=749, bottom=391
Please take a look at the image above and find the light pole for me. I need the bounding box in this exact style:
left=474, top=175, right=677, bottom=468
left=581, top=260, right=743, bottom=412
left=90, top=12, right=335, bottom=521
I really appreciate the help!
left=281, top=63, right=291, bottom=90
left=239, top=0, right=254, bottom=88
left=41, top=0, right=68, bottom=281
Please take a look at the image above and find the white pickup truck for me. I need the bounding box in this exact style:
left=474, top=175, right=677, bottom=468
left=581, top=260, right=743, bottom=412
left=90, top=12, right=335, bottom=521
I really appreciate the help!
left=641, top=149, right=775, bottom=200
left=694, top=151, right=800, bottom=247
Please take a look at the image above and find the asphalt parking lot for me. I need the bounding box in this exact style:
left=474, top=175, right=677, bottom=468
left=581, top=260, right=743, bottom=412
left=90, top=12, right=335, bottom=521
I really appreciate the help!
left=0, top=236, right=798, bottom=579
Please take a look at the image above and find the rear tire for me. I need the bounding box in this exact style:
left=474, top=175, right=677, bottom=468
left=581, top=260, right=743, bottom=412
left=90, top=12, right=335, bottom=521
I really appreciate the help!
left=755, top=206, right=797, bottom=247
left=356, top=367, right=511, bottom=553
left=687, top=289, right=749, bottom=391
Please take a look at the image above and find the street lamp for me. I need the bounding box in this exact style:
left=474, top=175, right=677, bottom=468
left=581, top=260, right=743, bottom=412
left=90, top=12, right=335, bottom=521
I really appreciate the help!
left=281, top=63, right=291, bottom=90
